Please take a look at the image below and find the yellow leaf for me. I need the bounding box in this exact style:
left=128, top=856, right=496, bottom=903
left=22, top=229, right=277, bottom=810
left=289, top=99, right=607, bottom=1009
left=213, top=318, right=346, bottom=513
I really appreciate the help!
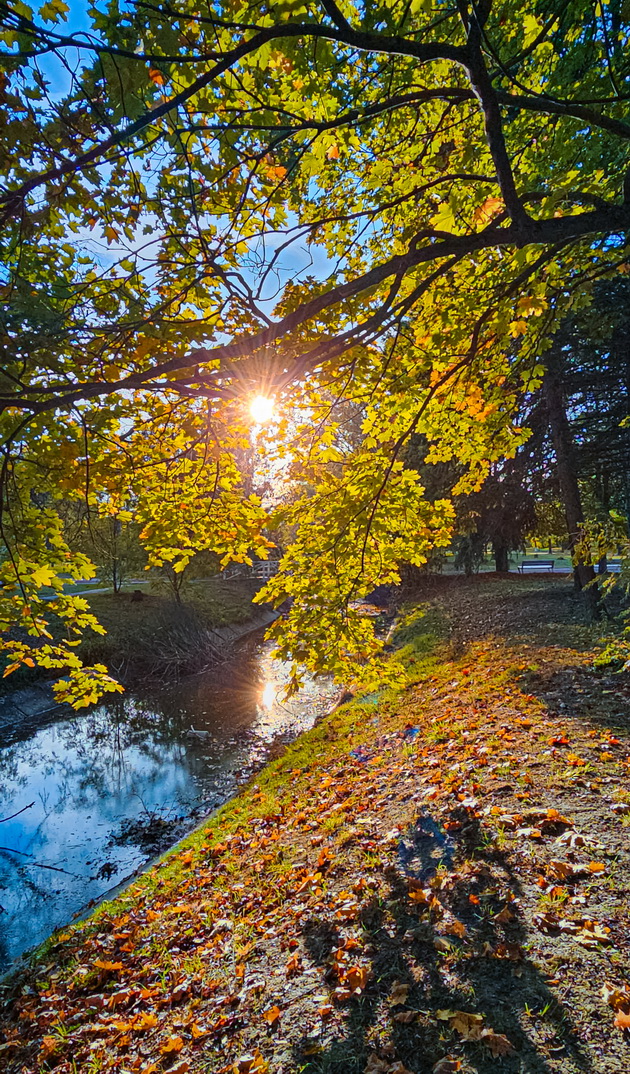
left=136, top=1012, right=158, bottom=1030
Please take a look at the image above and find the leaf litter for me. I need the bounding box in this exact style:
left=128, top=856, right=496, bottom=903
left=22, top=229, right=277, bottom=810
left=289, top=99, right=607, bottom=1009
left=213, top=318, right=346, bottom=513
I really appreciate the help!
left=1, top=577, right=630, bottom=1073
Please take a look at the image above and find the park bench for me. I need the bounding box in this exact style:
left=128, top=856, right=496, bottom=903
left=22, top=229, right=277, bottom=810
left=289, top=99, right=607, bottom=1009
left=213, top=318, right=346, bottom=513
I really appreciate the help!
left=602, top=561, right=622, bottom=574
left=251, top=559, right=280, bottom=580
left=518, top=559, right=555, bottom=573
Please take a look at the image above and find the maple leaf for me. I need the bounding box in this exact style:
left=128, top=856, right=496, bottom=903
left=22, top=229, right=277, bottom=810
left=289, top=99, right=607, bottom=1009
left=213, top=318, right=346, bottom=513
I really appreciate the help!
left=262, top=1005, right=281, bottom=1026
left=546, top=860, right=574, bottom=881
left=160, top=1035, right=185, bottom=1055
left=601, top=982, right=630, bottom=1012
left=344, top=965, right=371, bottom=993
left=472, top=195, right=503, bottom=223
left=136, top=1011, right=158, bottom=1030
left=480, top=1028, right=514, bottom=1056
left=389, top=981, right=410, bottom=1006
left=233, top=1051, right=269, bottom=1073
left=443, top=918, right=468, bottom=936
left=326, top=145, right=340, bottom=160
left=448, top=1010, right=484, bottom=1040
left=40, top=1036, right=59, bottom=1058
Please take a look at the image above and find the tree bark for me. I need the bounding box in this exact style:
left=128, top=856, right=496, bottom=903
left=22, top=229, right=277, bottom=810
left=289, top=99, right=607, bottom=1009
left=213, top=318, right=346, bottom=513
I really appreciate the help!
left=493, top=542, right=509, bottom=572
left=544, top=366, right=600, bottom=619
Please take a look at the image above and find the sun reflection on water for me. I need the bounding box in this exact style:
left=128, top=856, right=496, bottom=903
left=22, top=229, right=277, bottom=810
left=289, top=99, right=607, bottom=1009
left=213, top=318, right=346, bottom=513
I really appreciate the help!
left=261, top=681, right=276, bottom=709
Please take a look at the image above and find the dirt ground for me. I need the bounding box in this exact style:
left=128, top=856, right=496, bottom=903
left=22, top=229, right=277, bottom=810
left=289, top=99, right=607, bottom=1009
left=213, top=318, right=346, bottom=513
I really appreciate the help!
left=1, top=575, right=630, bottom=1074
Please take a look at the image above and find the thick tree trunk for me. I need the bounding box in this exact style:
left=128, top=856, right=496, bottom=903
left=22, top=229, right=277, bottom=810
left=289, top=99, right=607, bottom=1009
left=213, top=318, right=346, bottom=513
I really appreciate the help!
left=493, top=543, right=509, bottom=572
left=544, top=367, right=600, bottom=619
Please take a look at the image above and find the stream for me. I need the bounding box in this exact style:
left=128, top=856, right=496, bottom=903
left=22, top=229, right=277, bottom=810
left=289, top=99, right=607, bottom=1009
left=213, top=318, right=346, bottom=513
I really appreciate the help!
left=0, top=637, right=337, bottom=971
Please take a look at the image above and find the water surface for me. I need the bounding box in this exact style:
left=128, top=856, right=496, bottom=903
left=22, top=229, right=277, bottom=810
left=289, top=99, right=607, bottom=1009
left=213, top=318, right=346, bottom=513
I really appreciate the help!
left=0, top=639, right=336, bottom=970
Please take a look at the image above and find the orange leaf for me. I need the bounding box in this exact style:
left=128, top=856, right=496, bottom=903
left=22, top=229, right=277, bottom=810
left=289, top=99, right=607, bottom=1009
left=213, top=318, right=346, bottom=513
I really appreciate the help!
left=148, top=66, right=165, bottom=85
left=614, top=1011, right=630, bottom=1030
left=286, top=953, right=302, bottom=975
left=588, top=862, right=606, bottom=873
left=160, top=1035, right=185, bottom=1055
left=262, top=1005, right=281, bottom=1026
left=444, top=918, right=467, bottom=937
left=344, top=965, right=370, bottom=992
left=472, top=196, right=503, bottom=223
left=40, top=1037, right=59, bottom=1058
left=94, top=959, right=123, bottom=972
left=326, top=144, right=340, bottom=160
left=136, top=1011, right=158, bottom=1030
left=233, top=1051, right=269, bottom=1073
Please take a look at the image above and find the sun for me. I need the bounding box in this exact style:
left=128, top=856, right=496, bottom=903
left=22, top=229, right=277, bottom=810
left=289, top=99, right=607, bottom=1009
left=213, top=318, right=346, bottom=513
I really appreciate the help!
left=249, top=395, right=275, bottom=424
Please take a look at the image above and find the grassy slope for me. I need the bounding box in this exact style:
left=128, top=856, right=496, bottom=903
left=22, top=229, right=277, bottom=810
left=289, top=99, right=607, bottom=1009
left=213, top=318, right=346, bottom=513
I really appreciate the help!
left=0, top=579, right=259, bottom=693
left=2, top=578, right=630, bottom=1074
left=78, top=580, right=257, bottom=673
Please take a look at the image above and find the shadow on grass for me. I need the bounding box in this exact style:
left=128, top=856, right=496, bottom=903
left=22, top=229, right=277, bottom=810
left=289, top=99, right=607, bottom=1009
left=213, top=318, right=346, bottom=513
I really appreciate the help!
left=294, top=807, right=590, bottom=1074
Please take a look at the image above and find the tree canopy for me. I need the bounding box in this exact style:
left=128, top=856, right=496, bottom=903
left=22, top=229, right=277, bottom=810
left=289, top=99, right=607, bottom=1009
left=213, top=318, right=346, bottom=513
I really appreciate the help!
left=1, top=0, right=629, bottom=701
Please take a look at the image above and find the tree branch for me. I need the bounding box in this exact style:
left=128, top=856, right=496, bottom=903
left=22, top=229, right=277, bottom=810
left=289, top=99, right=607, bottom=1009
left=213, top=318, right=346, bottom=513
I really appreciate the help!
left=2, top=200, right=628, bottom=416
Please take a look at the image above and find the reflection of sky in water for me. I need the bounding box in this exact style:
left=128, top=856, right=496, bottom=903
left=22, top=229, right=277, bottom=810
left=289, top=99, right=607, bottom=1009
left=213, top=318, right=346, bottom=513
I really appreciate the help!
left=0, top=641, right=336, bottom=970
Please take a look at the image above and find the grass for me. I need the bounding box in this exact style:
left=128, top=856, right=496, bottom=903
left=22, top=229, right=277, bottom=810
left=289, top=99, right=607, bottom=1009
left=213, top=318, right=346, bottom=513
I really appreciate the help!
left=2, top=577, right=630, bottom=1074
left=0, top=577, right=260, bottom=693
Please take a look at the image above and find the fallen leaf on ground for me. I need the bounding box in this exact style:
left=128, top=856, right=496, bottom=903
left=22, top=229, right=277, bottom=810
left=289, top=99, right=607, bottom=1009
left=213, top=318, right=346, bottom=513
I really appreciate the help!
left=364, top=1056, right=390, bottom=1074
left=480, top=1028, right=515, bottom=1056
left=233, top=1052, right=269, bottom=1073
left=262, top=1005, right=281, bottom=1026
left=547, top=860, right=575, bottom=881
left=160, top=1035, right=184, bottom=1055
left=390, top=981, right=410, bottom=1006
left=602, top=982, right=630, bottom=1011
left=439, top=1010, right=484, bottom=1040
left=432, top=1060, right=461, bottom=1074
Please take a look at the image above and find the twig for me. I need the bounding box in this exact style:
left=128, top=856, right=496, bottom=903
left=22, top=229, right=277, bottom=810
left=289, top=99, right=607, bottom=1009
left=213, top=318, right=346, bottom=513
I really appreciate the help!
left=0, top=846, right=84, bottom=877
left=0, top=801, right=35, bottom=823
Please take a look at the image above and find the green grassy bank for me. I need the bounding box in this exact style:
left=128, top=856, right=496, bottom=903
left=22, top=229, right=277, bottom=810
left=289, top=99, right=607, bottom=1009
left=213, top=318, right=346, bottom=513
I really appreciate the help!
left=2, top=577, right=630, bottom=1074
